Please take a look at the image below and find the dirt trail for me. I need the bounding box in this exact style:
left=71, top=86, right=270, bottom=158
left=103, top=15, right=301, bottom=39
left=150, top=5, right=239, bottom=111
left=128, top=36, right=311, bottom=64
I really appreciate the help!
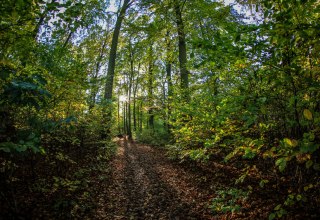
left=96, top=138, right=218, bottom=220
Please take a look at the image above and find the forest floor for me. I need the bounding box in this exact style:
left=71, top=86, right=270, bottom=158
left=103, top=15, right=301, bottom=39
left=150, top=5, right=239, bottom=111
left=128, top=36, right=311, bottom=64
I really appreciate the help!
left=2, top=137, right=317, bottom=219
left=93, top=137, right=271, bottom=220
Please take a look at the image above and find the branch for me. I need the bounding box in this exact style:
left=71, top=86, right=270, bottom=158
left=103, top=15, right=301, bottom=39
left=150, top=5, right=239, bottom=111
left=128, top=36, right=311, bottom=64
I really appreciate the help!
left=180, top=0, right=187, bottom=13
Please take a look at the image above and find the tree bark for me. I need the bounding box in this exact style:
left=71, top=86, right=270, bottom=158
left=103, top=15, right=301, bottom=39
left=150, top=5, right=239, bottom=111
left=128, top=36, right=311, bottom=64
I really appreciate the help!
left=174, top=0, right=189, bottom=100
left=166, top=61, right=173, bottom=131
left=133, top=64, right=140, bottom=132
left=104, top=0, right=131, bottom=101
left=89, top=32, right=109, bottom=110
left=103, top=0, right=132, bottom=138
left=165, top=30, right=173, bottom=132
left=147, top=45, right=154, bottom=130
left=117, top=95, right=121, bottom=134
left=139, top=100, right=143, bottom=132
left=123, top=101, right=127, bottom=135
left=136, top=100, right=140, bottom=132
left=127, top=52, right=134, bottom=140
left=126, top=100, right=132, bottom=139
left=62, top=31, right=73, bottom=49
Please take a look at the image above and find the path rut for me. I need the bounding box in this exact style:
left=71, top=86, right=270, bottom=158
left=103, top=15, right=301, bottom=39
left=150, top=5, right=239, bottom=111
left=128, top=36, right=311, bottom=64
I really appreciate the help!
left=97, top=138, right=216, bottom=220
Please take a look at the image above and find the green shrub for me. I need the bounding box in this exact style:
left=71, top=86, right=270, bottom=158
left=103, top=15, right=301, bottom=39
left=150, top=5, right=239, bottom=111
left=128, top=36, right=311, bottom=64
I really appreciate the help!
left=210, top=188, right=250, bottom=215
left=135, top=129, right=170, bottom=146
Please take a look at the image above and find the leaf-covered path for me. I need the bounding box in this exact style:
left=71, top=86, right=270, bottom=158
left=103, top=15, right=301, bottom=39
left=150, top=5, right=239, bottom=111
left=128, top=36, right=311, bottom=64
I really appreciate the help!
left=95, top=138, right=218, bottom=219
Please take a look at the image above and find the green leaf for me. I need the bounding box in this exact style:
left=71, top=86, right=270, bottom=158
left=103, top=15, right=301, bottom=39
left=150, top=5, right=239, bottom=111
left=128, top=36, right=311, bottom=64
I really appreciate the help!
left=39, top=146, right=46, bottom=155
left=242, top=148, right=256, bottom=159
left=306, top=160, right=313, bottom=169
left=278, top=208, right=287, bottom=217
left=303, top=109, right=313, bottom=120
left=269, top=213, right=276, bottom=220
left=275, top=158, right=287, bottom=172
left=0, top=142, right=17, bottom=153
left=274, top=204, right=282, bottom=211
left=0, top=146, right=11, bottom=152
left=28, top=132, right=36, bottom=140
left=259, top=179, right=269, bottom=188
left=308, top=132, right=315, bottom=141
left=16, top=145, right=28, bottom=152
left=300, top=142, right=319, bottom=153
left=296, top=194, right=302, bottom=201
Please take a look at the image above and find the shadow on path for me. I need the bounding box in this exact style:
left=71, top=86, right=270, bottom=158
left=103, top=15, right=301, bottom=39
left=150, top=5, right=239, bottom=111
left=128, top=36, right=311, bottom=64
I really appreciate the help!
left=99, top=138, right=217, bottom=220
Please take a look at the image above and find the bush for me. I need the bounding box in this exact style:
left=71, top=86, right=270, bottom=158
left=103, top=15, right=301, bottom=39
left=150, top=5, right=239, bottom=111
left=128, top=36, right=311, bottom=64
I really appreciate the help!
left=210, top=188, right=250, bottom=215
left=135, top=129, right=170, bottom=146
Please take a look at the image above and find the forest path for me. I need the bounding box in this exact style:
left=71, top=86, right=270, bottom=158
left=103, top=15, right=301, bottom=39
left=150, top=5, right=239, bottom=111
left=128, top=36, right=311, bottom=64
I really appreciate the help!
left=96, top=138, right=220, bottom=220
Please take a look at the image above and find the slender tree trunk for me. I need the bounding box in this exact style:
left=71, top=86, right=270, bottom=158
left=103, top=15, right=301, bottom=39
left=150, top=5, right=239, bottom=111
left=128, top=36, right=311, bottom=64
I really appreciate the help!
left=127, top=85, right=132, bottom=140
left=126, top=100, right=132, bottom=139
left=33, top=13, right=46, bottom=40
left=133, top=63, right=140, bottom=131
left=166, top=62, right=173, bottom=131
left=62, top=31, right=73, bottom=49
left=104, top=0, right=131, bottom=100
left=139, top=101, right=143, bottom=132
left=126, top=41, right=136, bottom=140
left=165, top=30, right=173, bottom=132
left=174, top=0, right=189, bottom=100
left=103, top=0, right=132, bottom=138
left=147, top=45, right=154, bottom=130
left=136, top=100, right=140, bottom=132
left=133, top=97, right=137, bottom=131
left=117, top=95, right=121, bottom=134
left=127, top=100, right=132, bottom=139
left=89, top=32, right=109, bottom=110
left=123, top=101, right=127, bottom=135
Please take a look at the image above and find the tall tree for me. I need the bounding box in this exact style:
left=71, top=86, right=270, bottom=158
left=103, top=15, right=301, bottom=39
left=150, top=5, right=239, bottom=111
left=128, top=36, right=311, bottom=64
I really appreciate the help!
left=103, top=0, right=134, bottom=137
left=165, top=30, right=173, bottom=132
left=104, top=0, right=133, bottom=100
left=173, top=0, right=189, bottom=100
left=147, top=44, right=155, bottom=130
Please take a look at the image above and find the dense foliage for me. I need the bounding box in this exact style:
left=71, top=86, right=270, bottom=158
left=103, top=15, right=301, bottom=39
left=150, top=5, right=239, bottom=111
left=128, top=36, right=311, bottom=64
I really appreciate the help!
left=1, top=0, right=319, bottom=218
left=0, top=0, right=117, bottom=218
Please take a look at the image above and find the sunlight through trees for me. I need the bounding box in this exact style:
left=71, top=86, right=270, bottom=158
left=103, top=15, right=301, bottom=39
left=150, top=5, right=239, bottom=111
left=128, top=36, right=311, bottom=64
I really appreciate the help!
left=1, top=0, right=319, bottom=219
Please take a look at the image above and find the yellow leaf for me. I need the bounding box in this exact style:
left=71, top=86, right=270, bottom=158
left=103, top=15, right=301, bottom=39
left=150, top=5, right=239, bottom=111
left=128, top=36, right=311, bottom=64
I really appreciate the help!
left=303, top=109, right=313, bottom=120
left=284, top=138, right=298, bottom=147
left=291, top=139, right=298, bottom=147
left=303, top=94, right=310, bottom=101
left=284, top=138, right=290, bottom=146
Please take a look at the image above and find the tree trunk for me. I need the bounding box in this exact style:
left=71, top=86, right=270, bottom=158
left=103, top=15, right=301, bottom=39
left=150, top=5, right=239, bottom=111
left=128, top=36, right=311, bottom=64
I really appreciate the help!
left=103, top=0, right=132, bottom=138
left=118, top=95, right=121, bottom=134
left=123, top=101, right=127, bottom=135
left=133, top=63, right=140, bottom=131
left=166, top=62, right=173, bottom=132
left=127, top=41, right=136, bottom=140
left=62, top=31, right=73, bottom=49
left=165, top=30, right=173, bottom=132
left=147, top=45, right=154, bottom=130
left=136, top=100, right=140, bottom=132
left=133, top=96, right=137, bottom=131
left=104, top=0, right=131, bottom=100
left=89, top=32, right=109, bottom=110
left=139, top=101, right=143, bottom=132
left=126, top=100, right=132, bottom=139
left=174, top=0, right=189, bottom=100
